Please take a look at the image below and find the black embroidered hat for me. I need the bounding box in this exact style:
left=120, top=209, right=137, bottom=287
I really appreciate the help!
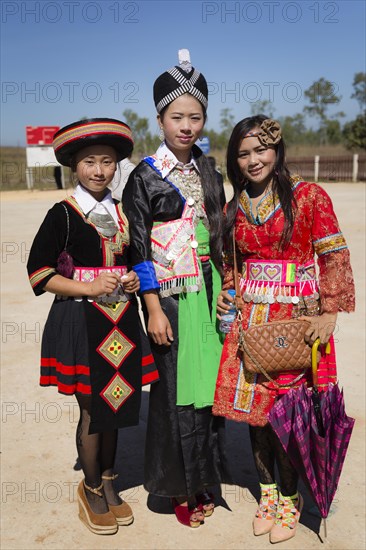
left=52, top=118, right=133, bottom=167
left=153, top=49, right=208, bottom=113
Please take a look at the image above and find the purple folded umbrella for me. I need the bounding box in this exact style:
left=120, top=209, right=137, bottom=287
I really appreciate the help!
left=268, top=383, right=355, bottom=527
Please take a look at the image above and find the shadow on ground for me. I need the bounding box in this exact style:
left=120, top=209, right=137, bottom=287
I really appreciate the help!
left=73, top=389, right=323, bottom=536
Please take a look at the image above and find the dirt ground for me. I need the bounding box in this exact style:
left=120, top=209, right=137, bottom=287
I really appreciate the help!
left=1, top=184, right=365, bottom=550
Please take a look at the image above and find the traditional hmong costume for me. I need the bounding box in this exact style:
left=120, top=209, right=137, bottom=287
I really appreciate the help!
left=122, top=51, right=227, bottom=497
left=123, top=142, right=226, bottom=496
left=27, top=119, right=158, bottom=434
left=212, top=179, right=355, bottom=426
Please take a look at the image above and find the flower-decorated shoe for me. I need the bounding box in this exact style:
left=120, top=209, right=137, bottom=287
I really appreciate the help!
left=270, top=492, right=304, bottom=544
left=253, top=483, right=278, bottom=536
left=172, top=498, right=204, bottom=528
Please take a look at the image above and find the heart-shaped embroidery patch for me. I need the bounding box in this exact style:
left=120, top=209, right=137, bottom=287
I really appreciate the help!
left=264, top=265, right=281, bottom=280
left=249, top=264, right=263, bottom=278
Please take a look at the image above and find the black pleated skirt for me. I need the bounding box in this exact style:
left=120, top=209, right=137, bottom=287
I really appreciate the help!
left=40, top=296, right=157, bottom=433
left=143, top=261, right=228, bottom=497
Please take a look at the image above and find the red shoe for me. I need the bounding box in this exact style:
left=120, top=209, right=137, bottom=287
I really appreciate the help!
left=196, top=491, right=215, bottom=517
left=171, top=498, right=204, bottom=528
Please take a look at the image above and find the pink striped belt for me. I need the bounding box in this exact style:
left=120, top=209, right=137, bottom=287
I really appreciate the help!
left=73, top=266, right=128, bottom=282
left=240, top=259, right=318, bottom=304
left=72, top=266, right=131, bottom=303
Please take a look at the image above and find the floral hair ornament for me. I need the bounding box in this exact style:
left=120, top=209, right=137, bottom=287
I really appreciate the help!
left=244, top=119, right=282, bottom=146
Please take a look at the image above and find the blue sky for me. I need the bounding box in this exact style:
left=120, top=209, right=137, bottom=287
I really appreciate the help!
left=1, top=0, right=365, bottom=146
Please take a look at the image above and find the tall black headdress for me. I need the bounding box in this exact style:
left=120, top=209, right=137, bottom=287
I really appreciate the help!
left=153, top=49, right=208, bottom=113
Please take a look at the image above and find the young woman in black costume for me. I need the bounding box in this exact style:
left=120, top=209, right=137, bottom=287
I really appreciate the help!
left=27, top=119, right=158, bottom=535
left=123, top=50, right=227, bottom=528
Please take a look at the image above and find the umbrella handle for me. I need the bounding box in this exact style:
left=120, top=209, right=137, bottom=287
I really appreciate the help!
left=311, top=338, right=331, bottom=387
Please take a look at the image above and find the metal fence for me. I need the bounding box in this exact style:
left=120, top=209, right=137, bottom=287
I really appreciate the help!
left=287, top=154, right=366, bottom=182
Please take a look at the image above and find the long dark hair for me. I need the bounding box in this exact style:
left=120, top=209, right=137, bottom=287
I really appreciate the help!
left=160, top=105, right=224, bottom=272
left=225, top=114, right=295, bottom=252
left=192, top=144, right=224, bottom=271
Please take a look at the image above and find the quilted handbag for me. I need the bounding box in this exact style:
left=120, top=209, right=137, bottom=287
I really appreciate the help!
left=238, top=318, right=312, bottom=376
left=232, top=235, right=312, bottom=384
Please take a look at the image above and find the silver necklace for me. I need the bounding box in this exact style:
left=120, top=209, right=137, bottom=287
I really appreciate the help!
left=169, top=163, right=207, bottom=223
left=87, top=206, right=118, bottom=238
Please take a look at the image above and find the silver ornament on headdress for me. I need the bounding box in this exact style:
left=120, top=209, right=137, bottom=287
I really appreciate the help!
left=178, top=48, right=192, bottom=73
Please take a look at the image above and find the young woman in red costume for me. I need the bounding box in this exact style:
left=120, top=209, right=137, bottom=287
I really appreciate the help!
left=214, top=115, right=355, bottom=543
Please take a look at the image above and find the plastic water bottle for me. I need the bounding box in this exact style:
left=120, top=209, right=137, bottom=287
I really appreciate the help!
left=219, top=289, right=237, bottom=333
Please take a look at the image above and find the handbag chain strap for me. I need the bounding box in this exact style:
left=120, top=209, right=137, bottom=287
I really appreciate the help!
left=232, top=234, right=305, bottom=389
left=232, top=232, right=244, bottom=311
left=61, top=203, right=70, bottom=250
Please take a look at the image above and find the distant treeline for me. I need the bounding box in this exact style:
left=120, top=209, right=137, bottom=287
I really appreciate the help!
left=122, top=73, right=365, bottom=157
left=1, top=74, right=365, bottom=189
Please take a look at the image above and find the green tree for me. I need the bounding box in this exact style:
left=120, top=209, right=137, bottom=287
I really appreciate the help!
left=219, top=108, right=235, bottom=141
left=343, top=113, right=366, bottom=150
left=144, top=133, right=160, bottom=155
left=342, top=72, right=366, bottom=150
left=351, top=72, right=366, bottom=112
left=205, top=128, right=222, bottom=150
left=122, top=109, right=151, bottom=156
left=250, top=100, right=276, bottom=118
left=304, top=78, right=342, bottom=144
left=324, top=119, right=343, bottom=145
left=278, top=114, right=307, bottom=145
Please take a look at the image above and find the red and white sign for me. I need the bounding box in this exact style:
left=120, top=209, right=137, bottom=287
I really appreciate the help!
left=26, top=126, right=60, bottom=145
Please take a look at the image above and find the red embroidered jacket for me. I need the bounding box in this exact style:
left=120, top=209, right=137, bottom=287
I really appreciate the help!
left=223, top=180, right=355, bottom=315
